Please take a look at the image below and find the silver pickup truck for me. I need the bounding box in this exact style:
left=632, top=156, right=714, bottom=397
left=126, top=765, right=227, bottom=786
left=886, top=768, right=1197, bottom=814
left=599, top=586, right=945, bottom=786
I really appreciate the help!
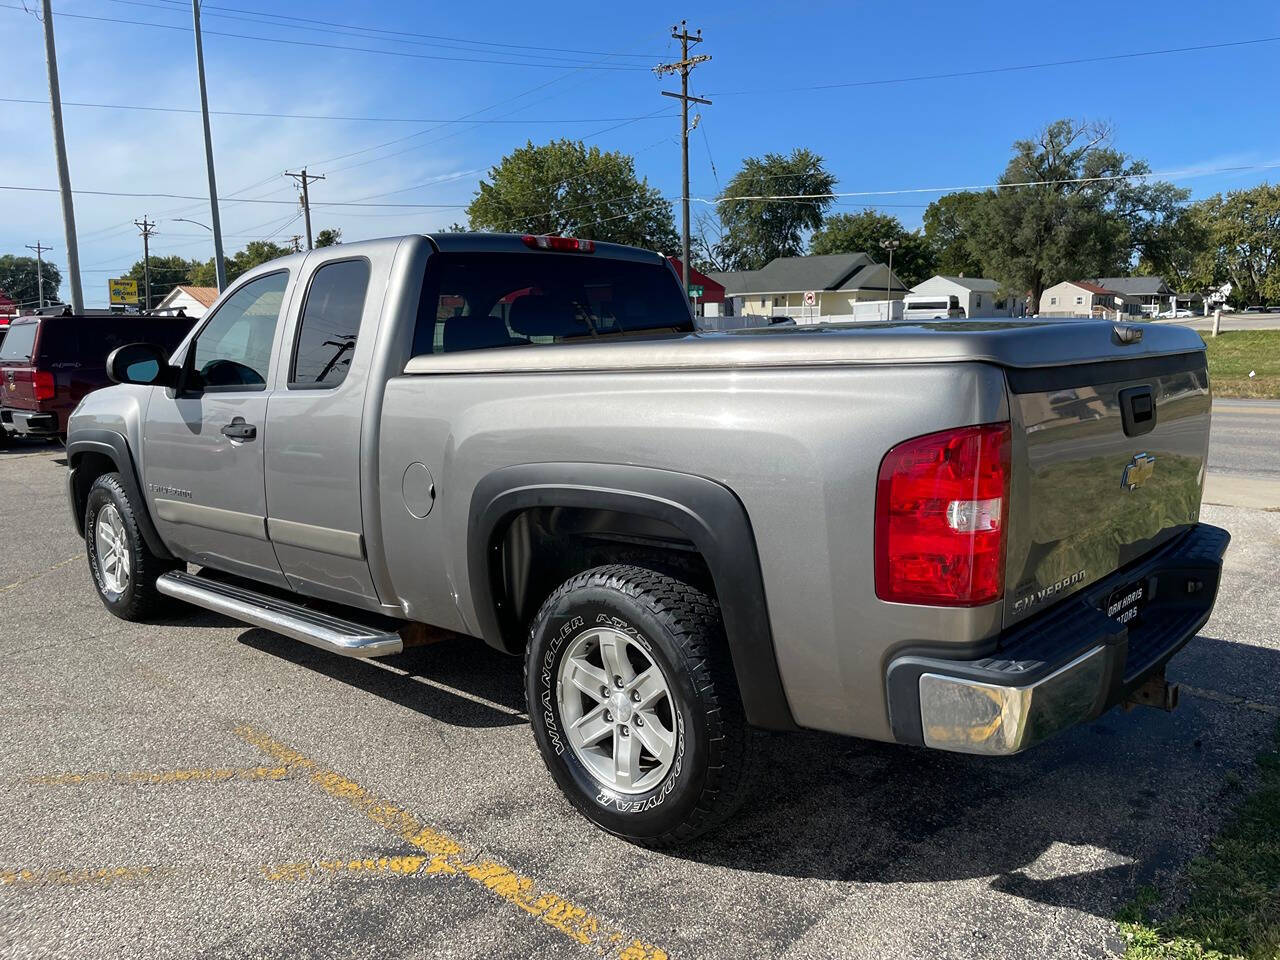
left=66, top=233, right=1228, bottom=845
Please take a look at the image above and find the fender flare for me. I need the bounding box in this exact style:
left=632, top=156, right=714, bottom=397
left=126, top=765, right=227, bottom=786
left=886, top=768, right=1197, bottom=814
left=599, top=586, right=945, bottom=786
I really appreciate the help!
left=66, top=428, right=175, bottom=560
left=468, top=462, right=796, bottom=730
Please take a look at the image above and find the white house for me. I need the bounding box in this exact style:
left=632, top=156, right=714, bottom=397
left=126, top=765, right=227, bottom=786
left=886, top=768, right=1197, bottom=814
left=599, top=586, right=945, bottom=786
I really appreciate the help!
left=152, top=284, right=219, bottom=319
left=909, top=275, right=1025, bottom=317
left=709, top=253, right=910, bottom=320
left=1039, top=281, right=1141, bottom=318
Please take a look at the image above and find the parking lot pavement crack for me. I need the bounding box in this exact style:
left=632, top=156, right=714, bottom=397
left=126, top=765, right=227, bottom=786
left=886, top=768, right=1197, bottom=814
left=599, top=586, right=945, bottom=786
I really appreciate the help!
left=233, top=724, right=671, bottom=960
left=1181, top=684, right=1280, bottom=716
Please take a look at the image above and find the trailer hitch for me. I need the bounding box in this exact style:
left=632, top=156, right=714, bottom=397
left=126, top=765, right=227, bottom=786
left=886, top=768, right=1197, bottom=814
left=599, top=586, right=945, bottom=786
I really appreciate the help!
left=1123, top=671, right=1180, bottom=712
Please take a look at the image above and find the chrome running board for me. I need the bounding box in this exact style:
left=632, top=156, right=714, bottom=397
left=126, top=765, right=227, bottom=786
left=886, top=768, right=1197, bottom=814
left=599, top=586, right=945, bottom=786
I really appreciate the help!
left=157, top=570, right=403, bottom=658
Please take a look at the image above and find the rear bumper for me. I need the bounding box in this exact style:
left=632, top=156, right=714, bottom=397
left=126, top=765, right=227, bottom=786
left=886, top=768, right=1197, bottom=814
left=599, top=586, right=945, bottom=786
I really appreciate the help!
left=1, top=409, right=59, bottom=435
left=886, top=523, right=1230, bottom=755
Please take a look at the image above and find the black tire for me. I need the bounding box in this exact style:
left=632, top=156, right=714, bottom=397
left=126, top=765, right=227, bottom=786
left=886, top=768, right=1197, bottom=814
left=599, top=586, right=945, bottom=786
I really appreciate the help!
left=84, top=472, right=177, bottom=620
left=525, top=564, right=754, bottom=846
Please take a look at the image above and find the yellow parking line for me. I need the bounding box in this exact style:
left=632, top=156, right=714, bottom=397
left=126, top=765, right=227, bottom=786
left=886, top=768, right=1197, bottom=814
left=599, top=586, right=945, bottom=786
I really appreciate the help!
left=1, top=865, right=161, bottom=887
left=23, top=766, right=292, bottom=786
left=235, top=725, right=669, bottom=960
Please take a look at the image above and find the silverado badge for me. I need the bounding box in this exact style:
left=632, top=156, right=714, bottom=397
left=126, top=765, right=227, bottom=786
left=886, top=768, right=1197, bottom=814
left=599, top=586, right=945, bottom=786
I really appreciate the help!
left=1122, top=452, right=1156, bottom=491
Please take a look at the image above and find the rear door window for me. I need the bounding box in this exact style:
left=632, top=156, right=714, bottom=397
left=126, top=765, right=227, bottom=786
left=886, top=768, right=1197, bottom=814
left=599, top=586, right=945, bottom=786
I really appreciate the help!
left=413, top=252, right=692, bottom=356
left=290, top=259, right=369, bottom=388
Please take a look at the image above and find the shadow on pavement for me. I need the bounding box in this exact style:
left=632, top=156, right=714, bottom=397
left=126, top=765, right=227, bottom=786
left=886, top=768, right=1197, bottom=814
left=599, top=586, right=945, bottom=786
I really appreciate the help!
left=221, top=618, right=1272, bottom=921
left=237, top=628, right=527, bottom=729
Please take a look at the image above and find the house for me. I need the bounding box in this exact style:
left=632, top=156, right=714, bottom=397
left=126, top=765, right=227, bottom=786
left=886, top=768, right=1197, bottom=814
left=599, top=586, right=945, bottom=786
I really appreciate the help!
left=152, top=284, right=219, bottom=319
left=909, top=275, right=1025, bottom=318
left=665, top=257, right=726, bottom=317
left=1084, top=276, right=1198, bottom=317
left=709, top=253, right=910, bottom=320
left=1039, top=281, right=1140, bottom=318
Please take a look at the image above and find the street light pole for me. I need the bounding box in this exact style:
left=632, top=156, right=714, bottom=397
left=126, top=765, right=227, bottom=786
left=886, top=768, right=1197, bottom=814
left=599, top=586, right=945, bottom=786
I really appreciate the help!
left=192, top=0, right=227, bottom=291
left=39, top=0, right=83, bottom=313
left=880, top=237, right=901, bottom=321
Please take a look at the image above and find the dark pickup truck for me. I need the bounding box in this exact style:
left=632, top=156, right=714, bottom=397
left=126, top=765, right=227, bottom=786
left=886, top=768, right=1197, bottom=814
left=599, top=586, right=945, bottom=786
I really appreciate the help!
left=1, top=313, right=194, bottom=444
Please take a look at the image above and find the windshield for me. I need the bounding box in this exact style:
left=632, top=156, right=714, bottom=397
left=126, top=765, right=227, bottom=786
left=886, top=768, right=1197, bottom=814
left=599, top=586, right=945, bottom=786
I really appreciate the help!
left=0, top=322, right=37, bottom=361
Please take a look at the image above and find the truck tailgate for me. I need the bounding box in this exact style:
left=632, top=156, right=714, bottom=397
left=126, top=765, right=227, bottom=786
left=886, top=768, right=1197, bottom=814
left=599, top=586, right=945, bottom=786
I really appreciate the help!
left=1004, top=350, right=1210, bottom=627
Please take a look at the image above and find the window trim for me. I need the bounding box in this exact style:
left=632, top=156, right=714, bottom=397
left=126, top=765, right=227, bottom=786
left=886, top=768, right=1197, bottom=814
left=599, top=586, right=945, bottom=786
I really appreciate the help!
left=286, top=255, right=371, bottom=391
left=181, top=268, right=290, bottom=395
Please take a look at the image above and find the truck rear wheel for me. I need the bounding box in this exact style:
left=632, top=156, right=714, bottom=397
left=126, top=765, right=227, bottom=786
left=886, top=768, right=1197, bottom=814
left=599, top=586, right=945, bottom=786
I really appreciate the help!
left=84, top=473, right=176, bottom=621
left=525, top=564, right=754, bottom=846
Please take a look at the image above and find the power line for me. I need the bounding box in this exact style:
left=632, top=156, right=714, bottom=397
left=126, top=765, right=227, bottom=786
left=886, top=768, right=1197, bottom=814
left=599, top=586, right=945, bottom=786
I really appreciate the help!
left=708, top=35, right=1280, bottom=96
left=104, top=0, right=662, bottom=66
left=120, top=0, right=664, bottom=58
left=0, top=5, right=652, bottom=70
left=0, top=96, right=675, bottom=126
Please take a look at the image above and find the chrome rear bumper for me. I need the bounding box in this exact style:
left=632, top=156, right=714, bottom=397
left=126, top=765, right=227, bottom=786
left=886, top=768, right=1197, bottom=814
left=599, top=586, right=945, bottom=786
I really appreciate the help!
left=886, top=523, right=1230, bottom=756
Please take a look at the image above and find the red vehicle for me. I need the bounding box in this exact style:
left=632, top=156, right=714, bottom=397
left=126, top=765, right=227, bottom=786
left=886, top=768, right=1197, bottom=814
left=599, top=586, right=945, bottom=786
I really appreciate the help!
left=0, top=313, right=195, bottom=445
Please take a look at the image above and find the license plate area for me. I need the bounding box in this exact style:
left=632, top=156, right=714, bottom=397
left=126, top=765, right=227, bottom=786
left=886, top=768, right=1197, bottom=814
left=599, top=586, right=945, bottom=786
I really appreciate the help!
left=1104, top=578, right=1150, bottom=627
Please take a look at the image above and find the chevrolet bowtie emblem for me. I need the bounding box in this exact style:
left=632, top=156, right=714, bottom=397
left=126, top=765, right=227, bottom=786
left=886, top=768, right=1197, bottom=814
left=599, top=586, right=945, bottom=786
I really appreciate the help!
left=1122, top=452, right=1156, bottom=491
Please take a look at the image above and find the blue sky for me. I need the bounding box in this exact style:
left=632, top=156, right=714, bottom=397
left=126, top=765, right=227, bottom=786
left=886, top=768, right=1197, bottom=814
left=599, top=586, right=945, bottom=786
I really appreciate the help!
left=2, top=0, right=1278, bottom=307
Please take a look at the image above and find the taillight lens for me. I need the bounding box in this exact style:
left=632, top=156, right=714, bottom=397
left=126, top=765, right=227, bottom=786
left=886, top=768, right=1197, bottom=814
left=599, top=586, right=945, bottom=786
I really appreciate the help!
left=875, top=422, right=1011, bottom=606
left=33, top=370, right=55, bottom=402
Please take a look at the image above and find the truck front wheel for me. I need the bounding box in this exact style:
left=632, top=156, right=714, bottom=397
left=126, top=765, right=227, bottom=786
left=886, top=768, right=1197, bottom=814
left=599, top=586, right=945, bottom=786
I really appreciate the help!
left=84, top=473, right=176, bottom=621
left=525, top=564, right=754, bottom=846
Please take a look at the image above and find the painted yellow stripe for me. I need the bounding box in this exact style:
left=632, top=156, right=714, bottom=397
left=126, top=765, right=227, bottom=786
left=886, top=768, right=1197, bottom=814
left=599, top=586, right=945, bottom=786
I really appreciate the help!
left=235, top=726, right=669, bottom=960
left=23, top=766, right=292, bottom=786
left=1, top=865, right=160, bottom=887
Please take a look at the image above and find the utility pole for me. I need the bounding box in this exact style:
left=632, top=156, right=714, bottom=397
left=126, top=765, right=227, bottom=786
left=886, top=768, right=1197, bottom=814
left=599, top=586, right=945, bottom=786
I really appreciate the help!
left=655, top=22, right=710, bottom=302
left=880, top=238, right=901, bottom=321
left=134, top=217, right=155, bottom=311
left=288, top=235, right=303, bottom=254
left=285, top=168, right=325, bottom=250
left=192, top=0, right=227, bottom=292
left=39, top=0, right=83, bottom=313
left=25, top=242, right=51, bottom=309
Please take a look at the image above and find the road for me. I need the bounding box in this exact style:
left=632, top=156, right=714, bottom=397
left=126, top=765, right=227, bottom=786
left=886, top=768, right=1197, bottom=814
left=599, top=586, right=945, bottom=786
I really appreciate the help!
left=2, top=441, right=1280, bottom=960
left=1209, top=399, right=1280, bottom=478
left=1163, top=313, right=1280, bottom=332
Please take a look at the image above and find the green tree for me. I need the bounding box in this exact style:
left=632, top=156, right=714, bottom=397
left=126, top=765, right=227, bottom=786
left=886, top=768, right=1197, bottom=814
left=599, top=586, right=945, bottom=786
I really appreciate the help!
left=809, top=210, right=937, bottom=287
left=123, top=255, right=198, bottom=310
left=314, top=227, right=342, bottom=247
left=923, top=192, right=989, bottom=278
left=0, top=254, right=62, bottom=307
left=973, top=119, right=1184, bottom=307
left=1136, top=204, right=1213, bottom=294
left=1192, top=184, right=1280, bottom=306
left=714, top=148, right=836, bottom=271
left=466, top=139, right=678, bottom=251
left=190, top=240, right=293, bottom=287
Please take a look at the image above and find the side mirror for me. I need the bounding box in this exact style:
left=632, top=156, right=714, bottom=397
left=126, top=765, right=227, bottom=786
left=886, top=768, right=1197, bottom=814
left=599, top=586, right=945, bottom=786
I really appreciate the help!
left=106, top=342, right=177, bottom=387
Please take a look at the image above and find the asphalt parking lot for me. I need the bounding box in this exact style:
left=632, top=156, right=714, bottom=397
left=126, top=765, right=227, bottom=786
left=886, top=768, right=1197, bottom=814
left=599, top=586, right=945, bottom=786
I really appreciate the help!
left=2, top=431, right=1279, bottom=959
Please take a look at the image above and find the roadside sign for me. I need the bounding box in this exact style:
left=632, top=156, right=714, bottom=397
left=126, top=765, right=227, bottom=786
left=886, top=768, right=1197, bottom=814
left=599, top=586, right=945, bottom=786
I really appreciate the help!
left=109, top=278, right=138, bottom=304
left=687, top=284, right=704, bottom=298
left=803, top=290, right=816, bottom=307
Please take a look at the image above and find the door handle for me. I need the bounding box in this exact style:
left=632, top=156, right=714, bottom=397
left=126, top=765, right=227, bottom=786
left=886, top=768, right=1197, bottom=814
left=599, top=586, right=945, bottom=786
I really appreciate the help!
left=220, top=417, right=257, bottom=441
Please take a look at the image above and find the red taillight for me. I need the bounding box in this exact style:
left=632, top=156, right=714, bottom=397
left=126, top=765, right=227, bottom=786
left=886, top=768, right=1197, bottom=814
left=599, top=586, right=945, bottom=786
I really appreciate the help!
left=875, top=422, right=1011, bottom=607
left=33, top=370, right=55, bottom=402
left=521, top=234, right=596, bottom=253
